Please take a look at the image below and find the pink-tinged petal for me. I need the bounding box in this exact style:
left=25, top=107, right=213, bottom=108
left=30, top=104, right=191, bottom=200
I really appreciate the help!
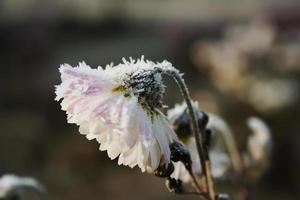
left=138, top=142, right=150, bottom=172
left=137, top=108, right=155, bottom=145
left=55, top=63, right=115, bottom=102
left=107, top=140, right=122, bottom=160
left=118, top=144, right=139, bottom=167
left=152, top=116, right=172, bottom=162
left=148, top=144, right=161, bottom=171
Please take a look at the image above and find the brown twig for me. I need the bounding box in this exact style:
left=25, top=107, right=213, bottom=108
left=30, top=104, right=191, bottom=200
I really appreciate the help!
left=162, top=68, right=216, bottom=200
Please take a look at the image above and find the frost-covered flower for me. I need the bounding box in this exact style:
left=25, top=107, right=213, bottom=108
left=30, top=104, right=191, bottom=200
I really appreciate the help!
left=55, top=57, right=179, bottom=172
left=239, top=117, right=272, bottom=182
left=167, top=102, right=237, bottom=182
left=0, top=174, right=43, bottom=199
left=245, top=117, right=272, bottom=168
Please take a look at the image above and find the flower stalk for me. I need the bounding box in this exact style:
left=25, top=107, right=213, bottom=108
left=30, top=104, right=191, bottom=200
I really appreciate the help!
left=159, top=67, right=216, bottom=200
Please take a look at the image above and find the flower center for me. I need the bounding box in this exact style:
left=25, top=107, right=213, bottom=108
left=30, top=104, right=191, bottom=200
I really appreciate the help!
left=119, top=70, right=165, bottom=114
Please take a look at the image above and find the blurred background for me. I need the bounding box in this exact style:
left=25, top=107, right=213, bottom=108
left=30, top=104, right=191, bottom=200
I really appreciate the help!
left=1, top=0, right=300, bottom=199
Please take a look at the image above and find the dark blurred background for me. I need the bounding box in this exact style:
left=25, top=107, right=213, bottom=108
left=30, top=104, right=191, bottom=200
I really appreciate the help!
left=1, top=0, right=300, bottom=199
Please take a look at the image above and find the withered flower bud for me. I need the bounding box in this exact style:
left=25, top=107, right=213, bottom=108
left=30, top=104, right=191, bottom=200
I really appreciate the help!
left=170, top=142, right=193, bottom=172
left=153, top=163, right=174, bottom=178
left=165, top=177, right=185, bottom=194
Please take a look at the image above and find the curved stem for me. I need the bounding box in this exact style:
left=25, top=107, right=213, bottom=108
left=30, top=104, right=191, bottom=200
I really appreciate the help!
left=189, top=170, right=203, bottom=193
left=220, top=124, right=243, bottom=174
left=160, top=68, right=216, bottom=200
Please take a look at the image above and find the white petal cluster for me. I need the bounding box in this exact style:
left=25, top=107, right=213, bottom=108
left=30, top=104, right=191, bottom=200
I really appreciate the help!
left=246, top=117, right=272, bottom=166
left=55, top=57, right=179, bottom=172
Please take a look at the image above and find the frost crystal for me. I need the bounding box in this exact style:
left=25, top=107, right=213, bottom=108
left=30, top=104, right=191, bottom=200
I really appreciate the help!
left=121, top=70, right=165, bottom=114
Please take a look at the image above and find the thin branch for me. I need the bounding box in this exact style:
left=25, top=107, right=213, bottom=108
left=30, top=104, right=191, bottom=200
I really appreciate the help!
left=160, top=68, right=216, bottom=200
left=219, top=125, right=243, bottom=174
left=189, top=170, right=203, bottom=193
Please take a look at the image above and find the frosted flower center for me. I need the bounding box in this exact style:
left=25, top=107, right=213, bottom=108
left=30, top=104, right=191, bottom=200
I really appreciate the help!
left=118, top=70, right=165, bottom=113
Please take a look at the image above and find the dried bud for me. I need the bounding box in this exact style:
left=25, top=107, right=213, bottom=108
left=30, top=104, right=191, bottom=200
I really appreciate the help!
left=153, top=163, right=174, bottom=178
left=172, top=109, right=209, bottom=140
left=197, top=111, right=209, bottom=130
left=170, top=142, right=192, bottom=172
left=165, top=177, right=185, bottom=194
left=173, top=110, right=192, bottom=140
left=204, top=129, right=212, bottom=148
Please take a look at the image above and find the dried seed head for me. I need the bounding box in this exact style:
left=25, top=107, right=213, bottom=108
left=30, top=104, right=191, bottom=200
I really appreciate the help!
left=165, top=177, right=184, bottom=194
left=170, top=105, right=210, bottom=142
left=170, top=142, right=193, bottom=172
left=153, top=163, right=175, bottom=178
left=173, top=110, right=192, bottom=141
left=122, top=70, right=165, bottom=114
left=197, top=111, right=209, bottom=130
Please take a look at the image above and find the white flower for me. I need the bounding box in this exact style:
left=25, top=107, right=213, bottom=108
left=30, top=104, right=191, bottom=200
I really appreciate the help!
left=55, top=56, right=179, bottom=172
left=245, top=117, right=272, bottom=167
left=167, top=102, right=235, bottom=182
left=0, top=174, right=43, bottom=198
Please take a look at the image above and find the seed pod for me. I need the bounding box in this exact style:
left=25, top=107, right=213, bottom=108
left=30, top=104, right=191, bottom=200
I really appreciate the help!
left=197, top=111, right=209, bottom=130
left=165, top=177, right=184, bottom=194
left=204, top=129, right=212, bottom=148
left=173, top=110, right=193, bottom=140
left=169, top=142, right=192, bottom=172
left=153, top=163, right=174, bottom=178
